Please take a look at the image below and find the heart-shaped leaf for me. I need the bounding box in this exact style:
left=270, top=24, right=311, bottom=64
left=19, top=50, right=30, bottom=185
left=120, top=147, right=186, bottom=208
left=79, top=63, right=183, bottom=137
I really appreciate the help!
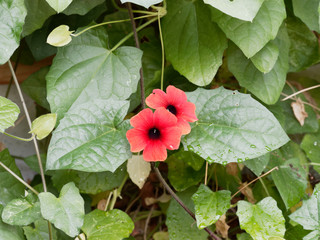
left=46, top=27, right=142, bottom=120
left=120, top=0, right=162, bottom=8
left=46, top=0, right=72, bottom=13
left=47, top=25, right=73, bottom=47
left=0, top=97, right=20, bottom=133
left=38, top=182, right=84, bottom=237
left=127, top=155, right=151, bottom=189
left=30, top=113, right=57, bottom=140
left=183, top=88, right=289, bottom=164
left=292, top=0, right=320, bottom=32
left=46, top=99, right=131, bottom=172
left=23, top=218, right=58, bottom=240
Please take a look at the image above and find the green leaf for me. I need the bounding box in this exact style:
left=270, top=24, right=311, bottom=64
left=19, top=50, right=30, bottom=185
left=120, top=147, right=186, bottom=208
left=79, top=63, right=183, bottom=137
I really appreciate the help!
left=21, top=66, right=50, bottom=110
left=46, top=99, right=131, bottom=172
left=204, top=0, right=264, bottom=21
left=192, top=184, right=231, bottom=229
left=24, top=154, right=47, bottom=175
left=0, top=149, right=25, bottom=205
left=38, top=182, right=84, bottom=237
left=23, top=218, right=58, bottom=240
left=119, top=0, right=162, bottom=9
left=290, top=183, right=320, bottom=230
left=183, top=88, right=289, bottom=164
left=52, top=163, right=127, bottom=194
left=162, top=0, right=227, bottom=86
left=287, top=17, right=320, bottom=72
left=292, top=0, right=320, bottom=32
left=46, top=27, right=142, bottom=119
left=211, top=0, right=286, bottom=58
left=0, top=96, right=20, bottom=133
left=237, top=233, right=253, bottom=240
left=62, top=0, right=105, bottom=15
left=81, top=209, right=134, bottom=240
left=244, top=153, right=270, bottom=176
left=46, top=0, right=72, bottom=13
left=250, top=41, right=279, bottom=74
left=0, top=218, right=24, bottom=240
left=167, top=152, right=205, bottom=191
left=303, top=230, right=320, bottom=240
left=301, top=128, right=320, bottom=169
left=284, top=224, right=311, bottom=240
left=22, top=0, right=55, bottom=37
left=30, top=113, right=57, bottom=140
left=228, top=25, right=290, bottom=104
left=237, top=197, right=286, bottom=240
left=1, top=193, right=41, bottom=226
left=270, top=157, right=307, bottom=209
left=166, top=187, right=208, bottom=240
left=0, top=0, right=27, bottom=64
left=46, top=25, right=73, bottom=47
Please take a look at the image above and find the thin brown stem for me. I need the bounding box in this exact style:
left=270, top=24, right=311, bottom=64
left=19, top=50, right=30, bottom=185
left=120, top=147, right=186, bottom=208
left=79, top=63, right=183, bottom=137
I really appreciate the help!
left=205, top=161, right=209, bottom=185
left=5, top=49, right=22, bottom=98
left=144, top=205, right=155, bottom=240
left=282, top=84, right=320, bottom=101
left=126, top=3, right=145, bottom=109
left=151, top=163, right=221, bottom=240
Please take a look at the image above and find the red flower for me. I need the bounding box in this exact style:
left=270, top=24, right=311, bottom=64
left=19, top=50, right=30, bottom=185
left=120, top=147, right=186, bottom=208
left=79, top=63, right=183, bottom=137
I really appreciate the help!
left=126, top=108, right=182, bottom=162
left=146, top=85, right=198, bottom=135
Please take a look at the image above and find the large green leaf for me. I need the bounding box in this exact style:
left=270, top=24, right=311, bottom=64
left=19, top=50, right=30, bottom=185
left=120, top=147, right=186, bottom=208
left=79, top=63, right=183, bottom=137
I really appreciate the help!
left=287, top=17, right=320, bottom=72
left=51, top=163, right=127, bottom=194
left=0, top=96, right=20, bottom=133
left=46, top=0, right=72, bottom=13
left=210, top=0, right=286, bottom=58
left=46, top=99, right=131, bottom=172
left=46, top=27, right=142, bottom=120
left=62, top=0, right=104, bottom=15
left=167, top=151, right=205, bottom=191
left=244, top=153, right=270, bottom=176
left=1, top=193, right=41, bottom=226
left=162, top=0, right=227, bottom=86
left=21, top=66, right=50, bottom=110
left=38, top=182, right=84, bottom=237
left=292, top=0, right=320, bottom=32
left=290, top=183, right=320, bottom=239
left=0, top=149, right=25, bottom=206
left=22, top=0, right=55, bottom=37
left=204, top=0, right=264, bottom=21
left=23, top=218, right=58, bottom=240
left=284, top=224, right=311, bottom=240
left=192, top=184, right=231, bottom=229
left=0, top=0, right=27, bottom=64
left=182, top=88, right=289, bottom=164
left=228, top=25, right=290, bottom=104
left=166, top=187, right=208, bottom=240
left=81, top=209, right=134, bottom=240
left=0, top=218, right=24, bottom=240
left=301, top=127, right=320, bottom=168
left=237, top=197, right=286, bottom=240
left=270, top=157, right=307, bottom=209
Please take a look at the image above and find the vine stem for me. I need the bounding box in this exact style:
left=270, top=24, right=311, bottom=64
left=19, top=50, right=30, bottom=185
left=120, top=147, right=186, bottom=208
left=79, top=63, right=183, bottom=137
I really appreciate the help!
left=0, top=161, right=39, bottom=195
left=158, top=11, right=165, bottom=91
left=2, top=132, right=34, bottom=142
left=282, top=84, right=320, bottom=101
left=8, top=61, right=53, bottom=240
left=151, top=163, right=221, bottom=240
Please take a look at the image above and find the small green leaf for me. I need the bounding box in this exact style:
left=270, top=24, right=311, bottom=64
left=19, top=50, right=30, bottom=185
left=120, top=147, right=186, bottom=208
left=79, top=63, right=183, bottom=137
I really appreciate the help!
left=290, top=183, right=320, bottom=231
left=284, top=224, right=311, bottom=240
left=30, top=113, right=57, bottom=140
left=0, top=0, right=27, bottom=64
left=237, top=197, right=286, bottom=240
left=119, top=0, right=162, bottom=8
left=81, top=209, right=134, bottom=240
left=162, top=0, right=227, bottom=86
left=237, top=233, right=253, bottom=240
left=39, top=182, right=84, bottom=237
left=0, top=96, right=20, bottom=133
left=250, top=41, right=279, bottom=73
left=62, top=0, right=105, bottom=15
left=244, top=153, right=270, bottom=176
left=47, top=25, right=73, bottom=47
left=292, top=0, right=320, bottom=32
left=183, top=88, right=289, bottom=164
left=166, top=187, right=208, bottom=240
left=46, top=99, right=131, bottom=172
left=127, top=155, right=151, bottom=189
left=46, top=0, right=72, bottom=13
left=301, top=127, right=320, bottom=169
left=211, top=0, right=286, bottom=58
left=227, top=25, right=290, bottom=104
left=23, top=218, right=58, bottom=240
left=0, top=149, right=25, bottom=205
left=0, top=218, right=24, bottom=240
left=167, top=152, right=205, bottom=191
left=1, top=193, right=41, bottom=226
left=204, top=0, right=265, bottom=21
left=192, top=184, right=231, bottom=229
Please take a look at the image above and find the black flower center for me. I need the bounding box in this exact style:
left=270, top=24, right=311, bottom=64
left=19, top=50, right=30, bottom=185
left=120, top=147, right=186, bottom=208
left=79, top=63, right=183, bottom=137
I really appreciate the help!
left=148, top=128, right=161, bottom=139
left=166, top=105, right=177, bottom=115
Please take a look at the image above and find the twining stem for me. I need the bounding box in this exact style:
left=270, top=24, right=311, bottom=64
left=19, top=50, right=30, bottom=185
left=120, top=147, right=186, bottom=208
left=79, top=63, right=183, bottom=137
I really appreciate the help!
left=0, top=161, right=39, bottom=195
left=108, top=174, right=129, bottom=210
left=5, top=49, right=21, bottom=98
left=2, top=132, right=34, bottom=142
left=151, top=164, right=221, bottom=240
left=158, top=12, right=165, bottom=91
left=204, top=161, right=209, bottom=185
left=8, top=61, right=53, bottom=240
left=281, top=92, right=320, bottom=112
left=282, top=84, right=320, bottom=101
left=127, top=2, right=145, bottom=109
left=231, top=166, right=279, bottom=199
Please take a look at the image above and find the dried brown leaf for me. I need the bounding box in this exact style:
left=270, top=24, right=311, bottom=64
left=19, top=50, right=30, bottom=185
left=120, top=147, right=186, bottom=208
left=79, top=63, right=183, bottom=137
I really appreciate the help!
left=240, top=182, right=256, bottom=204
left=215, top=214, right=230, bottom=239
left=291, top=98, right=308, bottom=126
